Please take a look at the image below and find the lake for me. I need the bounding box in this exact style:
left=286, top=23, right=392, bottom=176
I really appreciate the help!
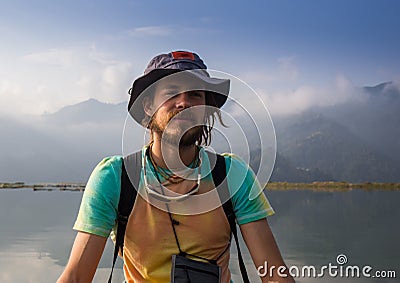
left=0, top=188, right=398, bottom=282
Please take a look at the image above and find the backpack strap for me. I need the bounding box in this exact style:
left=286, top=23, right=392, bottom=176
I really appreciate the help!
left=110, top=150, right=250, bottom=283
left=108, top=151, right=141, bottom=283
left=208, top=152, right=250, bottom=283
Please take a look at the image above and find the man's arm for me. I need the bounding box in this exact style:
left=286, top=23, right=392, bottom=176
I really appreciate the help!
left=57, top=231, right=108, bottom=283
left=240, top=218, right=295, bottom=283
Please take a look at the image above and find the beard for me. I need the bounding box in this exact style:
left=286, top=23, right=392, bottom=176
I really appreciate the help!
left=150, top=109, right=203, bottom=147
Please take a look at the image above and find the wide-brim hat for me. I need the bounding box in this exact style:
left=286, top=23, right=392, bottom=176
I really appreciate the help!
left=128, top=51, right=230, bottom=126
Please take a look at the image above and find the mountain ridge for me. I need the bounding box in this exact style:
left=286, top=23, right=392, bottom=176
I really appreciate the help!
left=1, top=81, right=399, bottom=183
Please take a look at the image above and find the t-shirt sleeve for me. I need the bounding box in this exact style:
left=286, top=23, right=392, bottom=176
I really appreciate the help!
left=73, top=156, right=123, bottom=238
left=223, top=154, right=275, bottom=225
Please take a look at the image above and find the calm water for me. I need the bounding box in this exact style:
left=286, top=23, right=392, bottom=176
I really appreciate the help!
left=0, top=188, right=398, bottom=282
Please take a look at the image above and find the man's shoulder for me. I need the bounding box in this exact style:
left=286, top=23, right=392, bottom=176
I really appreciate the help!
left=96, top=155, right=123, bottom=169
left=219, top=152, right=250, bottom=169
left=89, top=155, right=124, bottom=181
left=202, top=148, right=244, bottom=162
left=200, top=148, right=251, bottom=172
left=94, top=150, right=146, bottom=181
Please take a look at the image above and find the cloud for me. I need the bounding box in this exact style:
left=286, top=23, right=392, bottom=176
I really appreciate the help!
left=126, top=25, right=219, bottom=38
left=257, top=86, right=318, bottom=116
left=0, top=46, right=134, bottom=116
left=236, top=60, right=364, bottom=117
left=277, top=56, right=299, bottom=81
left=239, top=56, right=299, bottom=86
left=0, top=80, right=22, bottom=96
left=387, top=78, right=400, bottom=91
left=103, top=62, right=132, bottom=86
left=128, top=25, right=172, bottom=36
left=258, top=73, right=364, bottom=116
left=0, top=80, right=25, bottom=117
left=20, top=49, right=76, bottom=68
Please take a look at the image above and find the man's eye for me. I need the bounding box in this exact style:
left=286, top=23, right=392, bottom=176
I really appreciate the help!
left=191, top=92, right=203, bottom=97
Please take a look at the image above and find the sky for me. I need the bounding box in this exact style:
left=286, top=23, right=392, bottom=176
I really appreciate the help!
left=1, top=0, right=400, bottom=117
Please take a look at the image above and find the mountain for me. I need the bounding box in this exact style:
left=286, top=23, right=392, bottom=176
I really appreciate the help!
left=43, top=98, right=126, bottom=124
left=363, top=81, right=400, bottom=100
left=269, top=152, right=333, bottom=182
left=0, top=100, right=131, bottom=183
left=0, top=116, right=81, bottom=182
left=321, top=81, right=400, bottom=163
left=273, top=112, right=400, bottom=182
left=1, top=81, right=399, bottom=183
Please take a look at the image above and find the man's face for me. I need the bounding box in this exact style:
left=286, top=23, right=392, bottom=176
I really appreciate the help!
left=146, top=78, right=207, bottom=147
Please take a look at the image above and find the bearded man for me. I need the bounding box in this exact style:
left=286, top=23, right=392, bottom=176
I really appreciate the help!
left=58, top=51, right=294, bottom=283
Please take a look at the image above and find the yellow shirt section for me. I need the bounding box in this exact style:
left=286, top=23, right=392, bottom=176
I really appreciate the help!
left=123, top=195, right=231, bottom=283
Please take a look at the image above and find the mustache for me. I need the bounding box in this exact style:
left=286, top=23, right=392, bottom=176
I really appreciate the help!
left=167, top=110, right=196, bottom=122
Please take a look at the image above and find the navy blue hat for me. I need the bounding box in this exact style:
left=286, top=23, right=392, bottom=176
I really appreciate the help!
left=128, top=51, right=230, bottom=125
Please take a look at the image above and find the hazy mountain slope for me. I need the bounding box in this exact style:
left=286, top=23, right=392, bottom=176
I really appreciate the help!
left=0, top=116, right=81, bottom=182
left=274, top=112, right=400, bottom=182
left=43, top=98, right=126, bottom=124
left=0, top=99, right=129, bottom=183
left=269, top=152, right=333, bottom=182
left=322, top=81, right=400, bottom=162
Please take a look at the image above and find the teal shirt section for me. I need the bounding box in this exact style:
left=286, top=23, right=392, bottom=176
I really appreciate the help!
left=74, top=148, right=275, bottom=237
left=223, top=153, right=275, bottom=225
left=74, top=156, right=122, bottom=237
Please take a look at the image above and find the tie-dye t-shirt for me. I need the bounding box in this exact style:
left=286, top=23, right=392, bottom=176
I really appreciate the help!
left=73, top=146, right=274, bottom=283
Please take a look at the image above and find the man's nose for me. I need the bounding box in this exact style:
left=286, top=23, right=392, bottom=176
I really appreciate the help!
left=174, top=92, right=192, bottom=109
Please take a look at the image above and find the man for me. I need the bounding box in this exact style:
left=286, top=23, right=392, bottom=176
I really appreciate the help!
left=57, top=51, right=294, bottom=283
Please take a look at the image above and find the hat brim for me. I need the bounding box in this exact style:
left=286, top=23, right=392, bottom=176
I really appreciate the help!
left=128, top=69, right=230, bottom=126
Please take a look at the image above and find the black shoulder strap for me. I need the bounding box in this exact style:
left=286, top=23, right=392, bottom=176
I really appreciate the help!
left=209, top=152, right=250, bottom=283
left=108, top=151, right=141, bottom=283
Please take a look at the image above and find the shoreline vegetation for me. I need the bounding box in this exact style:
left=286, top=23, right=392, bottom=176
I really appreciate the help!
left=0, top=181, right=399, bottom=192
left=266, top=181, right=400, bottom=191
left=0, top=182, right=86, bottom=191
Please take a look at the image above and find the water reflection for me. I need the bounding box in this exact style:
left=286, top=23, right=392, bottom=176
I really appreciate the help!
left=0, top=189, right=398, bottom=282
left=265, top=190, right=400, bottom=282
left=0, top=189, right=124, bottom=282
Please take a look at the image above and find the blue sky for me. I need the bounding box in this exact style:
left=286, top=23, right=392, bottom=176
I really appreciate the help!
left=1, top=0, right=399, bottom=116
